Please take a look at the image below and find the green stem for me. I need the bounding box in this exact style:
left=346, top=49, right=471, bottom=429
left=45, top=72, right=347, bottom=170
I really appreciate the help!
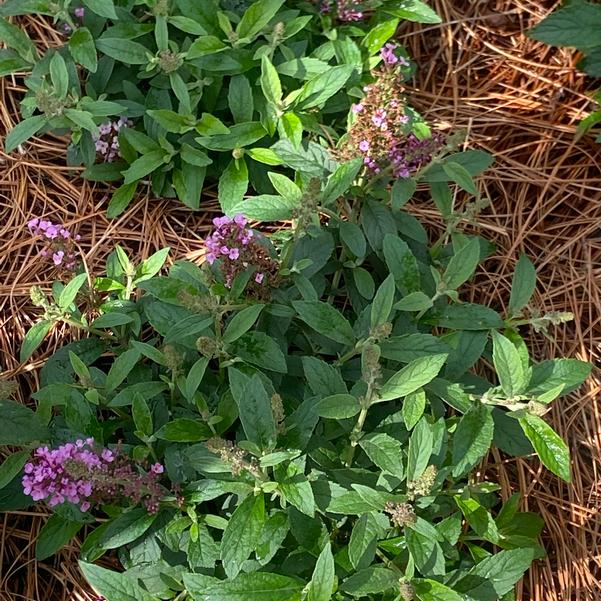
left=63, top=318, right=116, bottom=341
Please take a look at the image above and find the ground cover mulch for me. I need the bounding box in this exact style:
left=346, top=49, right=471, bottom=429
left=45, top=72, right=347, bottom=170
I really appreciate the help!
left=1, top=2, right=600, bottom=599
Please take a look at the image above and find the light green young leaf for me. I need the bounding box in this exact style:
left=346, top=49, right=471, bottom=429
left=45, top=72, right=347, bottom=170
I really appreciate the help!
left=403, top=389, right=426, bottom=430
left=518, top=413, right=571, bottom=482
left=268, top=172, right=302, bottom=203
left=294, top=65, right=354, bottom=110
left=492, top=331, right=527, bottom=397
left=261, top=55, right=282, bottom=106
left=230, top=194, right=298, bottom=222
left=455, top=496, right=500, bottom=544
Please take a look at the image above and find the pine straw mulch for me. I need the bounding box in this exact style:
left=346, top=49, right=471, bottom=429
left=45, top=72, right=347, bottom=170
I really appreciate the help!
left=1, top=1, right=601, bottom=600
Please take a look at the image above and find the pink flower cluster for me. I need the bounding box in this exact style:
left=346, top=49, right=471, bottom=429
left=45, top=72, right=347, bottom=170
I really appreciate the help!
left=205, top=214, right=279, bottom=292
left=28, top=218, right=80, bottom=269
left=319, top=0, right=365, bottom=21
left=380, top=43, right=410, bottom=67
left=22, top=439, right=113, bottom=512
left=93, top=117, right=131, bottom=162
left=60, top=7, right=84, bottom=34
left=340, top=43, right=445, bottom=179
left=22, top=438, right=165, bottom=514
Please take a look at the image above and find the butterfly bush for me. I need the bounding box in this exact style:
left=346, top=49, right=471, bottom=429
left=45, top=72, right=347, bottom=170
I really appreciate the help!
left=27, top=218, right=80, bottom=269
left=342, top=42, right=445, bottom=177
left=205, top=214, right=278, bottom=288
left=22, top=439, right=164, bottom=514
left=93, top=117, right=131, bottom=162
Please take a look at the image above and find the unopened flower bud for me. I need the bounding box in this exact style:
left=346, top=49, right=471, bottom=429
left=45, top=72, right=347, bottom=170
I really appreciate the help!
left=232, top=148, right=244, bottom=160
left=158, top=50, right=183, bottom=73
left=527, top=401, right=548, bottom=417
left=0, top=380, right=19, bottom=399
left=196, top=336, right=218, bottom=358
left=271, top=393, right=285, bottom=433
left=163, top=344, right=183, bottom=373
left=30, top=286, right=47, bottom=307
left=406, top=465, right=438, bottom=500
left=399, top=580, right=415, bottom=601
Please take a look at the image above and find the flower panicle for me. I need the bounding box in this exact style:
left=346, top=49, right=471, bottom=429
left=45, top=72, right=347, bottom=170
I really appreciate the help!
left=93, top=117, right=132, bottom=162
left=27, top=217, right=80, bottom=269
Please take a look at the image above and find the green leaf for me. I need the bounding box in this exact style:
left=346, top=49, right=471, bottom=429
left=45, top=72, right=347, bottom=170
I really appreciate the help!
left=185, top=572, right=303, bottom=601
left=383, top=234, right=420, bottom=294
left=414, top=579, right=464, bottom=601
left=492, top=331, right=527, bottom=397
left=219, top=158, right=249, bottom=215
left=180, top=144, right=212, bottom=167
left=65, top=108, right=98, bottom=132
left=230, top=331, right=287, bottom=373
left=406, top=418, right=433, bottom=481
left=105, top=348, right=141, bottom=393
left=392, top=177, right=417, bottom=210
left=379, top=354, right=447, bottom=402
left=107, top=182, right=138, bottom=218
left=348, top=513, right=380, bottom=570
left=5, top=114, right=47, bottom=153
left=293, top=300, right=355, bottom=346
left=20, top=319, right=53, bottom=362
left=508, top=254, right=536, bottom=315
left=341, top=566, right=399, bottom=596
left=278, top=470, right=315, bottom=517
left=82, top=0, right=117, bottom=18
left=147, top=109, right=194, bottom=133
left=394, top=292, right=433, bottom=312
left=36, top=515, right=82, bottom=560
left=362, top=18, right=400, bottom=55
left=322, top=158, right=363, bottom=204
left=261, top=55, right=282, bottom=106
left=442, top=161, right=478, bottom=195
left=134, top=247, right=170, bottom=283
left=0, top=50, right=31, bottom=77
left=426, top=303, right=504, bottom=330
left=79, top=562, right=158, bottom=601
left=340, top=221, right=366, bottom=259
left=230, top=194, right=298, bottom=222
left=295, top=65, right=354, bottom=110
left=528, top=358, right=591, bottom=397
left=278, top=112, right=303, bottom=148
left=406, top=525, right=445, bottom=576
left=307, top=542, right=335, bottom=601
left=518, top=413, right=571, bottom=482
left=0, top=451, right=30, bottom=490
left=235, top=374, right=277, bottom=450
left=268, top=172, right=302, bottom=203
left=385, top=0, right=441, bottom=23
left=155, top=418, right=212, bottom=442
left=0, top=17, right=36, bottom=61
left=359, top=433, right=404, bottom=478
left=370, top=273, right=396, bottom=330
left=132, top=394, right=153, bottom=437
left=452, top=403, right=494, bottom=477
left=221, top=493, right=265, bottom=578
left=529, top=3, right=601, bottom=50
left=303, top=356, right=347, bottom=397
left=69, top=27, right=97, bottom=72
left=316, top=393, right=360, bottom=419
left=424, top=150, right=494, bottom=182
left=184, top=357, right=209, bottom=401
left=443, top=237, right=481, bottom=290
left=58, top=272, right=87, bottom=309
left=229, top=74, right=254, bottom=123
left=272, top=139, right=337, bottom=178
left=100, top=508, right=157, bottom=549
left=123, top=150, right=168, bottom=185
left=455, top=497, right=500, bottom=544
left=455, top=548, right=536, bottom=599
left=223, top=304, right=265, bottom=344
left=95, top=38, right=149, bottom=64
left=236, top=0, right=286, bottom=40
left=247, top=147, right=282, bottom=165
left=168, top=15, right=207, bottom=35
left=403, top=389, right=426, bottom=430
